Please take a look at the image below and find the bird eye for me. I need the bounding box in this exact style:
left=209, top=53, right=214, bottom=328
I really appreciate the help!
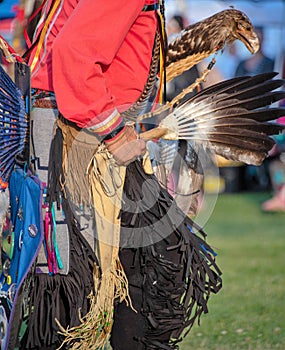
left=239, top=22, right=251, bottom=32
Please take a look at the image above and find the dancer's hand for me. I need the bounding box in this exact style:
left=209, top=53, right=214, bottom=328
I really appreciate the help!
left=105, top=125, right=146, bottom=166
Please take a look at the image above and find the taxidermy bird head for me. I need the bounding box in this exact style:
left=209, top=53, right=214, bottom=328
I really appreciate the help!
left=166, top=9, right=260, bottom=82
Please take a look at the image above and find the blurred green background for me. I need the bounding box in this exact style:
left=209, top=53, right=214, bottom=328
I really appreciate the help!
left=181, top=192, right=285, bottom=350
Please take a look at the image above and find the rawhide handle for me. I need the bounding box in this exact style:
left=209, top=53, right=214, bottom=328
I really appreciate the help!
left=139, top=127, right=168, bottom=141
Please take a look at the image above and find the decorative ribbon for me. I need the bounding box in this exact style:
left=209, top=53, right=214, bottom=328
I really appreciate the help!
left=44, top=202, right=63, bottom=275
left=30, top=0, right=61, bottom=72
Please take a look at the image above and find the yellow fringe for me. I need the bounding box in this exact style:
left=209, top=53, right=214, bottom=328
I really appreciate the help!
left=56, top=259, right=134, bottom=350
left=56, top=143, right=136, bottom=350
left=56, top=117, right=100, bottom=208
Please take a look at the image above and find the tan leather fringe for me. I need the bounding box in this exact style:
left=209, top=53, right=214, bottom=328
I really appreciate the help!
left=57, top=117, right=99, bottom=208
left=56, top=141, right=132, bottom=349
left=56, top=259, right=132, bottom=350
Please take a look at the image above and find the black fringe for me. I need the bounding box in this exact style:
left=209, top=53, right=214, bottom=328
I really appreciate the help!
left=19, top=127, right=98, bottom=349
left=120, top=161, right=222, bottom=349
left=47, top=125, right=64, bottom=207
left=20, top=198, right=97, bottom=350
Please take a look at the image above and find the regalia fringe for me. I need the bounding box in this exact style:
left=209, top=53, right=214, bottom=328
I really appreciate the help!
left=56, top=258, right=132, bottom=350
left=20, top=198, right=98, bottom=349
left=48, top=123, right=132, bottom=350
left=36, top=119, right=222, bottom=350
left=56, top=116, right=100, bottom=209
left=119, top=161, right=222, bottom=349
left=19, top=126, right=98, bottom=349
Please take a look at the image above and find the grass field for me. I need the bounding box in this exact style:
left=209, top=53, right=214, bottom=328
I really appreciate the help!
left=180, top=192, right=285, bottom=350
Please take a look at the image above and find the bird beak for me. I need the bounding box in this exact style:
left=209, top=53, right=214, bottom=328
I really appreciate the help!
left=236, top=29, right=260, bottom=54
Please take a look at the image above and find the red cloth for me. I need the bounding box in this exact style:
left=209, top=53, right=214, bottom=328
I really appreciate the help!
left=29, top=0, right=157, bottom=134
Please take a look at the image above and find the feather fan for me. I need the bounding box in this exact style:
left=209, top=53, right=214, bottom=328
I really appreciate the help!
left=141, top=72, right=285, bottom=166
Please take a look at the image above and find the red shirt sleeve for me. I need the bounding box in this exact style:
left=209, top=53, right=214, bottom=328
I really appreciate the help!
left=51, top=0, right=147, bottom=134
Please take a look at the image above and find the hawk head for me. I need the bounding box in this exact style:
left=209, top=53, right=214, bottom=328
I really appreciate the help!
left=166, top=9, right=260, bottom=81
left=221, top=9, right=259, bottom=54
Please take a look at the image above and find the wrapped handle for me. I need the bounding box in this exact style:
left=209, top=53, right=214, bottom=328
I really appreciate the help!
left=139, top=127, right=168, bottom=141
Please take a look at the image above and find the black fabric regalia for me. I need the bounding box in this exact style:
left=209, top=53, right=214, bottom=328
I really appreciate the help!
left=110, top=160, right=222, bottom=349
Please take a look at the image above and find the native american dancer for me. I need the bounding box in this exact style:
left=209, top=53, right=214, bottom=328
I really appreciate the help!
left=0, top=1, right=284, bottom=349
